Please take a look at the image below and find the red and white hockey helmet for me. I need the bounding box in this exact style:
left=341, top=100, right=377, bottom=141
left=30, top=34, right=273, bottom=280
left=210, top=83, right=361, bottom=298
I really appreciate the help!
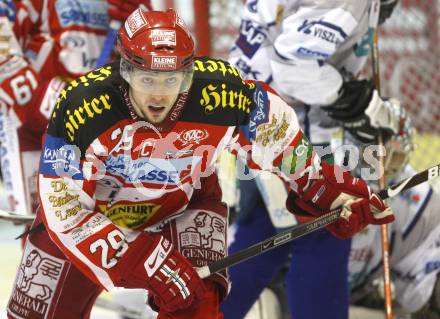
left=118, top=8, right=194, bottom=93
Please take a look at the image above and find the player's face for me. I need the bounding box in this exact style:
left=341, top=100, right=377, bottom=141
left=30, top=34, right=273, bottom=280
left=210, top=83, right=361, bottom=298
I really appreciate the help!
left=129, top=71, right=185, bottom=123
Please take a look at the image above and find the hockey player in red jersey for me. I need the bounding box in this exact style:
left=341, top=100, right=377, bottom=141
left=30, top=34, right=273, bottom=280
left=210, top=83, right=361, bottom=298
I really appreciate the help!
left=0, top=0, right=151, bottom=216
left=6, top=8, right=394, bottom=319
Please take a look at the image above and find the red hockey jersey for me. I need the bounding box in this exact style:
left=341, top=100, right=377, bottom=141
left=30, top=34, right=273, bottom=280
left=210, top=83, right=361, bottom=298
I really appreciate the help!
left=38, top=57, right=316, bottom=290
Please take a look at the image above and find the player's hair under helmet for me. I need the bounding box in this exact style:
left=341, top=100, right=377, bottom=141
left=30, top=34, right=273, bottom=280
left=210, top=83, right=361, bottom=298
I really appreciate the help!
left=117, top=8, right=194, bottom=94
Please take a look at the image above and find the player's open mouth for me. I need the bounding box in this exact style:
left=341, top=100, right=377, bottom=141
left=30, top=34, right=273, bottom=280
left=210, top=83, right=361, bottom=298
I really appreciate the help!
left=148, top=105, right=166, bottom=115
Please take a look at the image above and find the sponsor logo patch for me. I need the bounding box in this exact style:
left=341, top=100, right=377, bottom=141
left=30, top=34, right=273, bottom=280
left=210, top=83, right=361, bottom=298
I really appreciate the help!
left=124, top=8, right=147, bottom=38
left=255, top=113, right=289, bottom=146
left=151, top=56, right=177, bottom=70
left=279, top=132, right=313, bottom=175
left=177, top=210, right=226, bottom=267
left=297, top=18, right=347, bottom=46
left=178, top=129, right=209, bottom=146
left=194, top=58, right=242, bottom=78
left=104, top=155, right=198, bottom=185
left=40, top=135, right=83, bottom=179
left=56, top=0, right=108, bottom=29
left=236, top=20, right=267, bottom=58
left=99, top=203, right=160, bottom=229
left=200, top=83, right=253, bottom=114
left=242, top=82, right=268, bottom=140
left=151, top=29, right=176, bottom=46
left=7, top=241, right=67, bottom=319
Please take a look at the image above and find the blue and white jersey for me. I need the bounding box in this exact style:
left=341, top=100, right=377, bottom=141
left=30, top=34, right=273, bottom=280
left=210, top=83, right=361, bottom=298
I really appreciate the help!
left=229, top=0, right=380, bottom=144
left=349, top=165, right=440, bottom=312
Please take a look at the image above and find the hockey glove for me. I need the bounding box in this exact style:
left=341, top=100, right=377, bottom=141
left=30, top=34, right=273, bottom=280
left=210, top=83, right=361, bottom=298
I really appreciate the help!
left=118, top=233, right=206, bottom=313
left=287, top=162, right=394, bottom=239
left=321, top=79, right=401, bottom=143
left=107, top=0, right=152, bottom=23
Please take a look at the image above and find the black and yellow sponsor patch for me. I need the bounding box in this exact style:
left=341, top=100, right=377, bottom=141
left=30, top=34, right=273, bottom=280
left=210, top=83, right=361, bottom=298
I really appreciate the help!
left=64, top=93, right=112, bottom=142
left=99, top=203, right=161, bottom=230
left=46, top=63, right=131, bottom=153
left=52, top=65, right=113, bottom=121
left=182, top=57, right=256, bottom=126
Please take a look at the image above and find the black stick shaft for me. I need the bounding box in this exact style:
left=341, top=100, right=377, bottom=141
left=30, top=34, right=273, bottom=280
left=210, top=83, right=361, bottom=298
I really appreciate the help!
left=205, top=207, right=342, bottom=276
left=197, top=163, right=440, bottom=279
left=378, top=164, right=440, bottom=199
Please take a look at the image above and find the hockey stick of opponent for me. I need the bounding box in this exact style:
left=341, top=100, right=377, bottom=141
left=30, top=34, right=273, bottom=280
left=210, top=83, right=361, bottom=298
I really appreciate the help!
left=197, top=163, right=440, bottom=279
left=95, top=4, right=151, bottom=68
left=95, top=20, right=121, bottom=68
left=371, top=18, right=393, bottom=318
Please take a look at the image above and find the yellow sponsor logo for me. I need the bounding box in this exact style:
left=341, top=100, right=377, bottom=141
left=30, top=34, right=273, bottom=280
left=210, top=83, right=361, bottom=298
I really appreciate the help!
left=99, top=203, right=160, bottom=230
left=51, top=180, right=67, bottom=192
left=53, top=66, right=113, bottom=119
left=194, top=59, right=241, bottom=78
left=48, top=179, right=82, bottom=221
left=200, top=83, right=252, bottom=114
left=49, top=192, right=79, bottom=208
left=64, top=94, right=112, bottom=141
left=256, top=114, right=289, bottom=146
left=55, top=204, right=81, bottom=221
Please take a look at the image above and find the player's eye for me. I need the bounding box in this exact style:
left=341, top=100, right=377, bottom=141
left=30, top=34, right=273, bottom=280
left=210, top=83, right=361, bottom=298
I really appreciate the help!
left=165, top=77, right=178, bottom=86
left=140, top=77, right=154, bottom=86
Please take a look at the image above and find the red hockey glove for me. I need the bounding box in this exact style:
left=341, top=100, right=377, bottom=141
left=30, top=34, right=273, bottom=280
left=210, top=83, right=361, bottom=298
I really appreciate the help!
left=118, top=233, right=206, bottom=312
left=107, top=0, right=152, bottom=23
left=287, top=162, right=394, bottom=239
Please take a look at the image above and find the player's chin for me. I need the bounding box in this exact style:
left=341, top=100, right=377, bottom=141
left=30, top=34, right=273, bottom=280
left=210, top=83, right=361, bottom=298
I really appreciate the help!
left=148, top=112, right=167, bottom=124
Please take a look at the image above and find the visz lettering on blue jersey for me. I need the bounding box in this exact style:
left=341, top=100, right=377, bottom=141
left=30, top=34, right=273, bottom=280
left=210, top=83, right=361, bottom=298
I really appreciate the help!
left=236, top=20, right=267, bottom=58
left=56, top=0, right=108, bottom=29
left=297, top=19, right=347, bottom=46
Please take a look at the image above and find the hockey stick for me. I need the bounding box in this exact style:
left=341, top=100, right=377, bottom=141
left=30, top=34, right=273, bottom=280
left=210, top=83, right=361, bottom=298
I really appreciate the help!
left=0, top=210, right=34, bottom=224
left=197, top=163, right=440, bottom=279
left=95, top=20, right=121, bottom=68
left=95, top=3, right=151, bottom=68
left=371, top=9, right=393, bottom=318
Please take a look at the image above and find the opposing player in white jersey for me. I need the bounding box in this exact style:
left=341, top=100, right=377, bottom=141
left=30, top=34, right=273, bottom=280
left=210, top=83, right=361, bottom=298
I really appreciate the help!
left=222, top=1, right=401, bottom=318
left=348, top=130, right=440, bottom=317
